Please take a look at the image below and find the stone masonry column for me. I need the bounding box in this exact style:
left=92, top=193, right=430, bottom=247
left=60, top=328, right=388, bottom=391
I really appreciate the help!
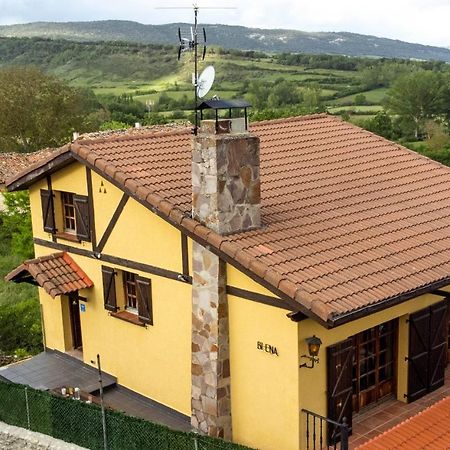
left=190, top=119, right=261, bottom=440
left=191, top=243, right=231, bottom=438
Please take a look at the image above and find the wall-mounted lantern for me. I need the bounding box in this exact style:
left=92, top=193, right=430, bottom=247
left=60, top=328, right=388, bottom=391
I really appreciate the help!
left=299, top=335, right=322, bottom=369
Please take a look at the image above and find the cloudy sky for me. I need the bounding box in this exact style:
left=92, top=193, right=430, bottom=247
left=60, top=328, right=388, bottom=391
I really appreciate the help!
left=0, top=0, right=449, bottom=48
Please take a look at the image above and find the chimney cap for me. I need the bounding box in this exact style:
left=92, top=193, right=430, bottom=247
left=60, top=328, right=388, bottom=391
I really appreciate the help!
left=197, top=99, right=251, bottom=111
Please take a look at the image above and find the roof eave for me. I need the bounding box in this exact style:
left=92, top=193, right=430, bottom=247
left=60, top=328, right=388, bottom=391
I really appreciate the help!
left=328, top=277, right=450, bottom=328
left=6, top=148, right=74, bottom=192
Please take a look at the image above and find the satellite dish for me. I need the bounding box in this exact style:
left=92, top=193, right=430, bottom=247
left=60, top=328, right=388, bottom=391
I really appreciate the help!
left=197, top=65, right=215, bottom=98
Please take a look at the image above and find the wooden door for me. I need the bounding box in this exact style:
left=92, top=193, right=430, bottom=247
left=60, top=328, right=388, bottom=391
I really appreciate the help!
left=407, top=300, right=447, bottom=402
left=327, top=337, right=353, bottom=445
left=69, top=294, right=83, bottom=349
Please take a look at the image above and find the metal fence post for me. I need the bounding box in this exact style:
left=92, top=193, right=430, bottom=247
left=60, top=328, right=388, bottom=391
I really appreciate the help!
left=194, top=436, right=199, bottom=450
left=341, top=417, right=349, bottom=450
left=97, top=354, right=108, bottom=450
left=24, top=386, right=31, bottom=430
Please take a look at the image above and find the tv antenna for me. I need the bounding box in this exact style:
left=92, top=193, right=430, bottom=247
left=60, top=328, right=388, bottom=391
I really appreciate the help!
left=156, top=4, right=236, bottom=134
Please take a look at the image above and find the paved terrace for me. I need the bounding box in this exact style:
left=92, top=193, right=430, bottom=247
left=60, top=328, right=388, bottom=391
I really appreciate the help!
left=350, top=367, right=450, bottom=448
left=0, top=350, right=191, bottom=433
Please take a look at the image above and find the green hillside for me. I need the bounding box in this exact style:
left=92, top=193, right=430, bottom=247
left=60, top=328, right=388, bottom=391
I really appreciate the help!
left=1, top=21, right=450, bottom=62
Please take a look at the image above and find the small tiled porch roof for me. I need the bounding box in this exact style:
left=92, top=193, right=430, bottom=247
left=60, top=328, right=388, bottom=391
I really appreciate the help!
left=357, top=396, right=450, bottom=449
left=5, top=252, right=93, bottom=298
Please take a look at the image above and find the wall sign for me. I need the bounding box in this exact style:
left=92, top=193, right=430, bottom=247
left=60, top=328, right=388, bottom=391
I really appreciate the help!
left=80, top=304, right=86, bottom=313
left=257, top=341, right=279, bottom=356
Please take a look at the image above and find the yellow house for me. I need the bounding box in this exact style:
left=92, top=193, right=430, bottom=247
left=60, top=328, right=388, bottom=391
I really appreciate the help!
left=5, top=113, right=450, bottom=450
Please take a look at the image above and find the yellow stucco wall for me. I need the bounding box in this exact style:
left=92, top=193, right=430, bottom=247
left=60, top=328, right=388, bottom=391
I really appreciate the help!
left=228, top=290, right=299, bottom=450
left=32, top=162, right=191, bottom=414
left=35, top=244, right=193, bottom=415
left=38, top=289, right=72, bottom=352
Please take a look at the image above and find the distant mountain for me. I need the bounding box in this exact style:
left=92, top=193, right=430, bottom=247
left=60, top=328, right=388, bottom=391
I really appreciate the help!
left=0, top=20, right=450, bottom=62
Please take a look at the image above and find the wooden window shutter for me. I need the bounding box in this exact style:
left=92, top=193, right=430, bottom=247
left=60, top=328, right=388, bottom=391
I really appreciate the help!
left=136, top=276, right=152, bottom=325
left=407, top=307, right=430, bottom=402
left=428, top=300, right=447, bottom=391
left=327, top=337, right=353, bottom=445
left=73, top=194, right=91, bottom=241
left=40, top=189, right=56, bottom=233
left=102, top=266, right=117, bottom=312
left=407, top=300, right=447, bottom=402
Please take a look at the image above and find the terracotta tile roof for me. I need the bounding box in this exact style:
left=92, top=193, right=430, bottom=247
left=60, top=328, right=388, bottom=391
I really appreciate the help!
left=7, top=114, right=450, bottom=325
left=0, top=149, right=56, bottom=185
left=357, top=396, right=450, bottom=449
left=5, top=252, right=94, bottom=298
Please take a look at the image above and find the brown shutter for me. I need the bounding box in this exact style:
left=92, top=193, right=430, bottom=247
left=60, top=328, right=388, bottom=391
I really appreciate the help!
left=40, top=189, right=56, bottom=233
left=428, top=300, right=447, bottom=391
left=407, top=299, right=447, bottom=402
left=136, top=276, right=152, bottom=325
left=102, top=266, right=117, bottom=312
left=74, top=194, right=91, bottom=241
left=407, top=307, right=430, bottom=402
left=327, top=337, right=353, bottom=445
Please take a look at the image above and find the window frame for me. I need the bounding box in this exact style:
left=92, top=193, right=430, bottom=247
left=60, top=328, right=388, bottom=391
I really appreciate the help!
left=123, top=271, right=138, bottom=314
left=61, top=192, right=76, bottom=233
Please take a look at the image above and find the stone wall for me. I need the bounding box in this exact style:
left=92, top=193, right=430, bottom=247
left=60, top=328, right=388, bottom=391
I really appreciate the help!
left=191, top=241, right=232, bottom=439
left=192, top=119, right=261, bottom=235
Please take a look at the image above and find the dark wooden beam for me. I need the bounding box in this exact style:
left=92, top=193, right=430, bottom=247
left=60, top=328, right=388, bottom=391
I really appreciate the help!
left=226, top=286, right=290, bottom=311
left=96, top=193, right=129, bottom=254
left=181, top=233, right=189, bottom=277
left=46, top=175, right=57, bottom=243
left=85, top=168, right=97, bottom=251
left=431, top=289, right=450, bottom=298
left=34, top=237, right=192, bottom=284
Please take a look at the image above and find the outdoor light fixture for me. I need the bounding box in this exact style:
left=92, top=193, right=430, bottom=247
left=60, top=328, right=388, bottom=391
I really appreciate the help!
left=299, top=335, right=322, bottom=369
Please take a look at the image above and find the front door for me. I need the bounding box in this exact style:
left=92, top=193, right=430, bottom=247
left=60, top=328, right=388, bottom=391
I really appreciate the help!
left=327, top=319, right=397, bottom=443
left=69, top=294, right=83, bottom=349
left=407, top=300, right=447, bottom=402
left=352, top=319, right=397, bottom=412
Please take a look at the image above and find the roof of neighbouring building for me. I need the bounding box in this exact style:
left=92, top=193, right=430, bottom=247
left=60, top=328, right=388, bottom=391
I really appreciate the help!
left=7, top=114, right=450, bottom=327
left=357, top=396, right=450, bottom=449
left=0, top=150, right=56, bottom=185
left=5, top=252, right=94, bottom=298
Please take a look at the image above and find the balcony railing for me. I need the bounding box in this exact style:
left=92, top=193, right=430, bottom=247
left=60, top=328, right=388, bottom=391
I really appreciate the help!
left=301, top=409, right=349, bottom=450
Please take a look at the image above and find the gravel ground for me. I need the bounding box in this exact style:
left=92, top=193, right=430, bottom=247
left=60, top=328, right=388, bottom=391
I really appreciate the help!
left=0, top=422, right=86, bottom=450
left=0, top=432, right=48, bottom=449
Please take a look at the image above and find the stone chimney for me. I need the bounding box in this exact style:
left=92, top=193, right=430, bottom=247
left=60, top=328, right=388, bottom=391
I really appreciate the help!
left=190, top=119, right=261, bottom=440
left=192, top=119, right=261, bottom=235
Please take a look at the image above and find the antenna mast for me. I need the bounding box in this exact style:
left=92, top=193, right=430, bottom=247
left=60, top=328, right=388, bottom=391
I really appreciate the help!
left=157, top=4, right=235, bottom=135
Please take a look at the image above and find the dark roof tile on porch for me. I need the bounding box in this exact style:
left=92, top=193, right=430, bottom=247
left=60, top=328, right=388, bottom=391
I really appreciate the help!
left=5, top=252, right=93, bottom=298
left=357, top=395, right=450, bottom=449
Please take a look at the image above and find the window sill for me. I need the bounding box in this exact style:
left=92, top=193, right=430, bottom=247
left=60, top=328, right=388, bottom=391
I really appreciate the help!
left=55, top=232, right=81, bottom=243
left=110, top=310, right=146, bottom=327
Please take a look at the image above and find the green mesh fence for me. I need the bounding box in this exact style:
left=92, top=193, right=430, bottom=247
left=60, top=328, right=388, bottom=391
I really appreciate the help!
left=0, top=381, right=251, bottom=450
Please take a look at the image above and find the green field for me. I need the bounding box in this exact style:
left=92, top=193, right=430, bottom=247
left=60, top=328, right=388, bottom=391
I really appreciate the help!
left=0, top=37, right=400, bottom=121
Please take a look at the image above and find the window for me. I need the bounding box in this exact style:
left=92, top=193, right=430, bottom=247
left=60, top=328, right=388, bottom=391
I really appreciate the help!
left=62, top=192, right=76, bottom=232
left=40, top=189, right=91, bottom=242
left=351, top=319, right=397, bottom=412
left=102, top=265, right=153, bottom=326
left=123, top=271, right=138, bottom=311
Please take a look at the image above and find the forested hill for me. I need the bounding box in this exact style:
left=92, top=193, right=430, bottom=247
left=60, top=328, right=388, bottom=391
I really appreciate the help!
left=1, top=20, right=450, bottom=62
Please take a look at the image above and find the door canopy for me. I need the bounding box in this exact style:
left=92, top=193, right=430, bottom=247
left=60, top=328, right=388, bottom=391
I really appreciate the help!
left=5, top=252, right=93, bottom=298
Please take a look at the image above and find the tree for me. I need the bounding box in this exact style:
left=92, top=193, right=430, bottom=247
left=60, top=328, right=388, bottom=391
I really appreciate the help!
left=0, top=67, right=93, bottom=152
left=1, top=191, right=33, bottom=259
left=363, top=111, right=395, bottom=140
left=386, top=71, right=445, bottom=139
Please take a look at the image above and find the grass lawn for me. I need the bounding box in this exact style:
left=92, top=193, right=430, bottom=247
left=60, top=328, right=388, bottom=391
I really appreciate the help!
left=332, top=87, right=388, bottom=105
